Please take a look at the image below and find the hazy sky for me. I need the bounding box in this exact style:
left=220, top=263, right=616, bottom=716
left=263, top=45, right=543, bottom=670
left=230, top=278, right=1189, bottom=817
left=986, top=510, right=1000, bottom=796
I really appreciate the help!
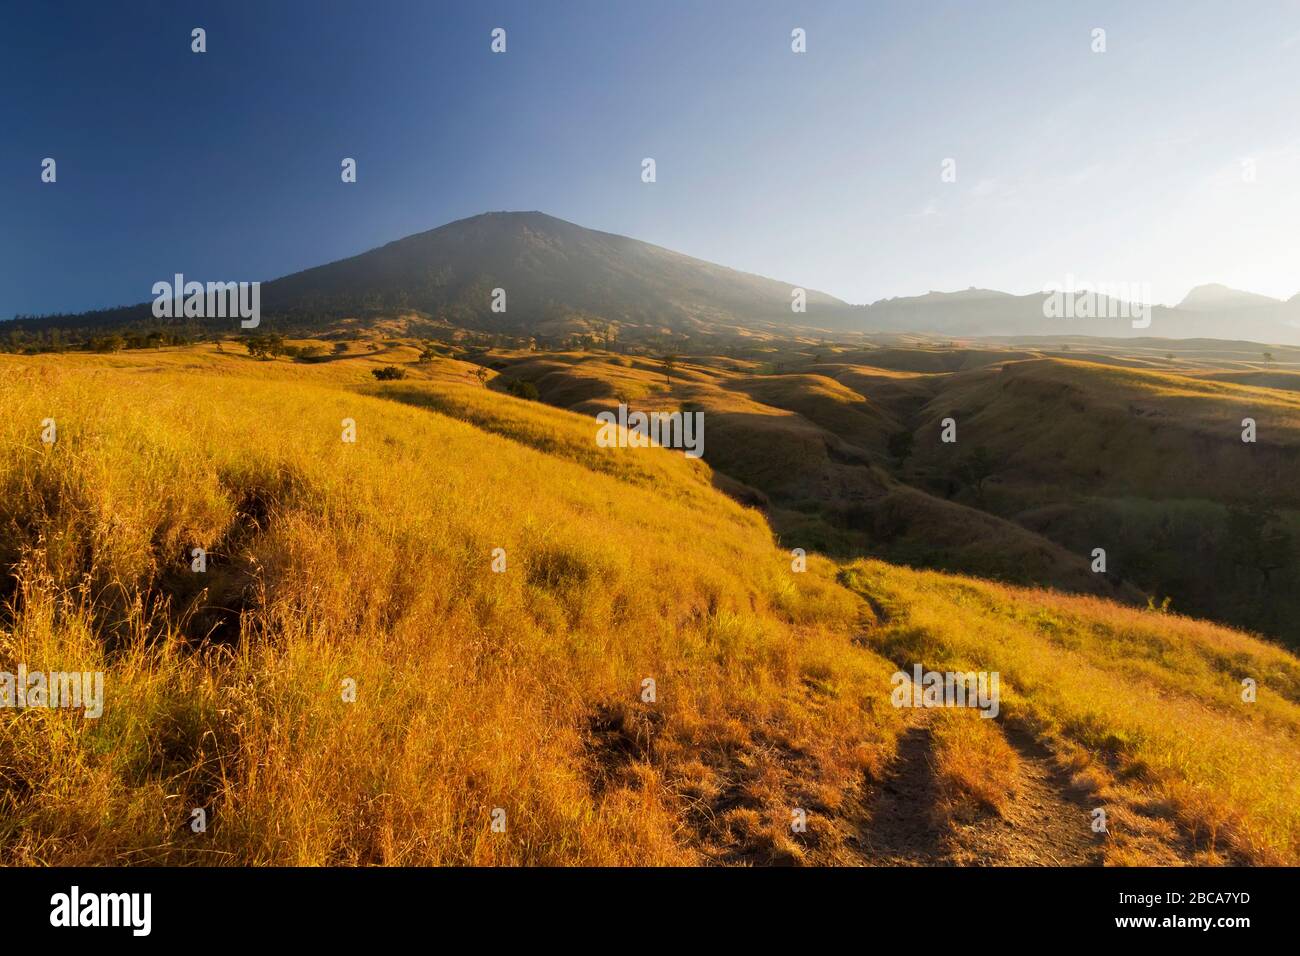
left=3, top=0, right=1299, bottom=317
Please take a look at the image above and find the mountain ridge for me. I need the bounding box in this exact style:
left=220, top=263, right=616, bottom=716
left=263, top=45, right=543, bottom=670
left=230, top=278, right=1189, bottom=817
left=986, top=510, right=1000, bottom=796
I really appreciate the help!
left=8, top=210, right=1300, bottom=344
left=1177, top=283, right=1284, bottom=312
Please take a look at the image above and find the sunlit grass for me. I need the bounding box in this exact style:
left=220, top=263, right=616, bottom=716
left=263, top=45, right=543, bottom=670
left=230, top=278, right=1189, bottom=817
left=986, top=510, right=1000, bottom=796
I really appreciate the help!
left=841, top=559, right=1300, bottom=864
left=0, top=350, right=901, bottom=865
left=3, top=346, right=1298, bottom=866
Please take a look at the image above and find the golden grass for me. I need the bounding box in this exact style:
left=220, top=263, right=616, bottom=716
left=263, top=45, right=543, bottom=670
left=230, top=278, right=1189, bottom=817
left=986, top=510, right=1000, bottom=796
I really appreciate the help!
left=483, top=350, right=1122, bottom=597
left=0, top=350, right=903, bottom=864
left=841, top=559, right=1300, bottom=864
left=3, top=344, right=1299, bottom=866
left=929, top=708, right=1021, bottom=821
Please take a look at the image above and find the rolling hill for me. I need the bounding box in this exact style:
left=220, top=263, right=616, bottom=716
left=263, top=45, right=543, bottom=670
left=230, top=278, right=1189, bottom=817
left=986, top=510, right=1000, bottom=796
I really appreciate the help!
left=2, top=343, right=1297, bottom=867
left=479, top=343, right=1300, bottom=646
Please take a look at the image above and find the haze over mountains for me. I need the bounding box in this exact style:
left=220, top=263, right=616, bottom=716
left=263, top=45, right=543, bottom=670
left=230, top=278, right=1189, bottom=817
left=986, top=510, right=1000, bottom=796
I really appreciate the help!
left=12, top=211, right=1300, bottom=345
left=863, top=283, right=1300, bottom=343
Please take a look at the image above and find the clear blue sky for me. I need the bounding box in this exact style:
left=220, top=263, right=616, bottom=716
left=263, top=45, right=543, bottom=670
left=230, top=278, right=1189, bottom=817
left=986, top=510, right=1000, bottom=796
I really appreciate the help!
left=4, top=0, right=1299, bottom=317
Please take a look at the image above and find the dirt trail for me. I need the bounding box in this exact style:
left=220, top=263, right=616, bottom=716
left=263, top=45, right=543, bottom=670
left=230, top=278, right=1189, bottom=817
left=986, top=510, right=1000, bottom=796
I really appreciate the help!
left=860, top=712, right=1105, bottom=866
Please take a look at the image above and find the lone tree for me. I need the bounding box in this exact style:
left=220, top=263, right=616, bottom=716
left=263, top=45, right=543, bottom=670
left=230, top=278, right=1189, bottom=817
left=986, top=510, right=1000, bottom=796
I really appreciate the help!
left=505, top=378, right=539, bottom=401
left=371, top=366, right=407, bottom=381
left=1226, top=501, right=1291, bottom=587
left=955, top=446, right=998, bottom=502
left=887, top=430, right=915, bottom=464
left=474, top=366, right=489, bottom=387
left=661, top=354, right=679, bottom=387
left=245, top=333, right=286, bottom=360
left=1264, top=351, right=1275, bottom=365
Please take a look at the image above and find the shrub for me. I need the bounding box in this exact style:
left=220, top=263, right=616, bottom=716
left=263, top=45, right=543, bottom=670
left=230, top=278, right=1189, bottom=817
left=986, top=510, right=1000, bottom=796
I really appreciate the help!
left=505, top=379, right=540, bottom=401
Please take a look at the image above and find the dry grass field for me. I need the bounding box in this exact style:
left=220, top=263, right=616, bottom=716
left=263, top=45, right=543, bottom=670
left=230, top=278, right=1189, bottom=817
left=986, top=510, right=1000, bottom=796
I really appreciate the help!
left=2, top=341, right=1298, bottom=866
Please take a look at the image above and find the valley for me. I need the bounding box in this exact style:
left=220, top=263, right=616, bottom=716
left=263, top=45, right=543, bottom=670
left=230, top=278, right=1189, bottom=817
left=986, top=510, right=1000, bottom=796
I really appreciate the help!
left=473, top=335, right=1300, bottom=648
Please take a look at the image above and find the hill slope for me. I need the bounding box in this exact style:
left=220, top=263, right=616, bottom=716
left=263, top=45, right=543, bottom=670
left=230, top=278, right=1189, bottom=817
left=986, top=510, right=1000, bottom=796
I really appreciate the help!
left=479, top=346, right=1300, bottom=646
left=2, top=345, right=1297, bottom=866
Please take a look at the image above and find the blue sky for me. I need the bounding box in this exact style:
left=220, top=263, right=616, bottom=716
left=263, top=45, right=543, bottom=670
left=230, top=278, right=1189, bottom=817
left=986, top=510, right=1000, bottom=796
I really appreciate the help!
left=3, top=0, right=1300, bottom=317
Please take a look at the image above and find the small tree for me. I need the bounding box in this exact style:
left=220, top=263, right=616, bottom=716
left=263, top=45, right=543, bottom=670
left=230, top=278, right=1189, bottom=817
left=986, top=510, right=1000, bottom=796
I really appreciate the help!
left=1226, top=501, right=1291, bottom=586
left=1263, top=351, right=1275, bottom=365
left=474, top=367, right=489, bottom=387
left=887, top=430, right=915, bottom=464
left=661, top=354, right=679, bottom=387
left=371, top=366, right=407, bottom=381
left=505, top=378, right=539, bottom=400
left=245, top=333, right=285, bottom=360
left=333, top=341, right=349, bottom=355
left=956, top=446, right=998, bottom=502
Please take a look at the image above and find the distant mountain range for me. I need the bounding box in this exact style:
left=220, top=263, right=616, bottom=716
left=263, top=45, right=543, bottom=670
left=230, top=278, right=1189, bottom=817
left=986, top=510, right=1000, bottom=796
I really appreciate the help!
left=10, top=211, right=1300, bottom=344
left=861, top=284, right=1300, bottom=343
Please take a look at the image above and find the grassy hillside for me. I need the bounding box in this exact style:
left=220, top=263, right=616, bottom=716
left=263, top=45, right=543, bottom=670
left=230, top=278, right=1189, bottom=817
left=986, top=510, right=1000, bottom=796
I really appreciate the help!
left=0, top=347, right=902, bottom=864
left=490, top=350, right=1124, bottom=599
left=896, top=358, right=1300, bottom=641
left=842, top=560, right=1300, bottom=865
left=487, top=345, right=1300, bottom=646
left=1, top=344, right=1297, bottom=866
left=906, top=358, right=1300, bottom=506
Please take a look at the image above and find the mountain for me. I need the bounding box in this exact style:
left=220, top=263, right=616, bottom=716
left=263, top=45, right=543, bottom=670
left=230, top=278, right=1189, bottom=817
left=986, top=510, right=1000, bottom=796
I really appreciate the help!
left=260, top=211, right=856, bottom=335
left=1178, top=283, right=1283, bottom=312
left=8, top=210, right=1300, bottom=344
left=858, top=287, right=1300, bottom=345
